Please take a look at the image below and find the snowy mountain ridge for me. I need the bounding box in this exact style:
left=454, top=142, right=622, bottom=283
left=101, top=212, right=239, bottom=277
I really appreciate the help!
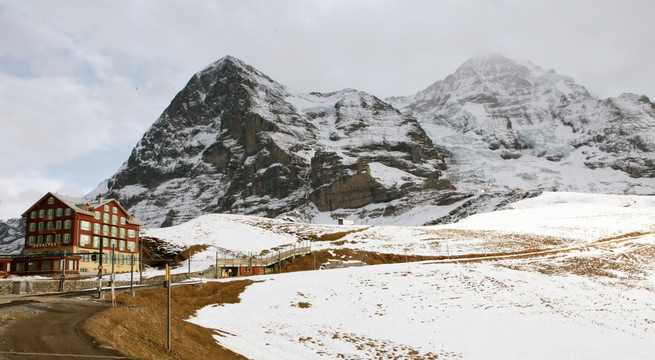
left=388, top=54, right=655, bottom=194
left=86, top=54, right=655, bottom=228
left=2, top=53, right=653, bottom=250
left=88, top=56, right=457, bottom=228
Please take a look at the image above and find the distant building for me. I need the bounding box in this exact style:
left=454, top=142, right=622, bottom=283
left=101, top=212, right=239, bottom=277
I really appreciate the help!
left=4, top=192, right=141, bottom=276
left=338, top=219, right=355, bottom=225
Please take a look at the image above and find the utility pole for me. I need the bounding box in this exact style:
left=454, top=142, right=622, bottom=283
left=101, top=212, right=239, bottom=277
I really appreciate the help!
left=215, top=250, right=218, bottom=279
left=111, top=246, right=116, bottom=307
left=130, top=254, right=134, bottom=297
left=165, top=264, right=171, bottom=351
left=111, top=246, right=115, bottom=282
left=139, top=237, right=143, bottom=284
left=59, top=254, right=66, bottom=292
left=97, top=242, right=104, bottom=299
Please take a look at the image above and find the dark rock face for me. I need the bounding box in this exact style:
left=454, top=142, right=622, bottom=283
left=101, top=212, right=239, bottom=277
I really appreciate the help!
left=81, top=54, right=655, bottom=229
left=90, top=57, right=450, bottom=227
left=0, top=218, right=25, bottom=254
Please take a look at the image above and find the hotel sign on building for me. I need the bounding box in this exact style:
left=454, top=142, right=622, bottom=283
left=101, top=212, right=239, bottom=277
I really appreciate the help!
left=16, top=192, right=142, bottom=275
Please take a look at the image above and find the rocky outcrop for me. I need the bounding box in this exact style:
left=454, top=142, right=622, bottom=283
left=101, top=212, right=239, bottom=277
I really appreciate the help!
left=89, top=57, right=450, bottom=227
left=0, top=218, right=25, bottom=254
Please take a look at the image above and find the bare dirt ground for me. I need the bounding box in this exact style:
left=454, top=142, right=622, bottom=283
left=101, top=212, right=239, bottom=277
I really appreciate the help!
left=0, top=295, right=127, bottom=359
left=85, top=280, right=253, bottom=360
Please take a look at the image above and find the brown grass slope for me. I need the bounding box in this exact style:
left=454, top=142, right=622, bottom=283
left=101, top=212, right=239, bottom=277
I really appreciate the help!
left=85, top=281, right=253, bottom=360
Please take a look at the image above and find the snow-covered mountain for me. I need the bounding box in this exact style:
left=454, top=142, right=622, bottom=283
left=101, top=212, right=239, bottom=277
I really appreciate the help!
left=2, top=54, right=654, bottom=247
left=388, top=55, right=655, bottom=193
left=86, top=54, right=655, bottom=228
left=90, top=56, right=456, bottom=227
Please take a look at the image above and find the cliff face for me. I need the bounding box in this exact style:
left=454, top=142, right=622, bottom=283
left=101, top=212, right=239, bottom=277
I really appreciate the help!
left=91, top=57, right=451, bottom=227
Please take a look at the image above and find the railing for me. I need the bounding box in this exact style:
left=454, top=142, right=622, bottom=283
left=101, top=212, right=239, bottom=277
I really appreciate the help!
left=215, top=244, right=312, bottom=268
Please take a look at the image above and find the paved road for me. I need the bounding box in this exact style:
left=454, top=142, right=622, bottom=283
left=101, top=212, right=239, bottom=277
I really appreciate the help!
left=0, top=295, right=128, bottom=359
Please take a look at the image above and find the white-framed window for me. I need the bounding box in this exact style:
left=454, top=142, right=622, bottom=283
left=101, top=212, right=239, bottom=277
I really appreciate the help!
left=102, top=225, right=109, bottom=236
left=38, top=235, right=43, bottom=244
left=56, top=208, right=63, bottom=217
left=111, top=215, right=118, bottom=225
left=103, top=238, right=109, bottom=247
left=55, top=234, right=61, bottom=243
left=29, top=223, right=37, bottom=232
left=111, top=226, right=117, bottom=237
left=127, top=229, right=136, bottom=238
left=30, top=211, right=37, bottom=219
left=103, top=213, right=109, bottom=224
left=80, top=234, right=91, bottom=246
left=38, top=222, right=44, bottom=230
left=46, top=235, right=53, bottom=243
left=119, top=228, right=126, bottom=239
left=104, top=205, right=109, bottom=212
left=39, top=209, right=45, bottom=218
left=47, top=222, right=53, bottom=230
left=93, top=223, right=100, bottom=234
left=47, top=197, right=55, bottom=205
left=47, top=209, right=54, bottom=218
left=63, top=234, right=71, bottom=243
left=56, top=221, right=61, bottom=230
left=127, top=241, right=136, bottom=252
left=64, top=208, right=72, bottom=216
left=28, top=236, right=35, bottom=244
left=64, top=220, right=72, bottom=229
left=119, top=240, right=126, bottom=251
left=112, top=207, right=118, bottom=214
left=120, top=217, right=126, bottom=225
left=94, top=211, right=101, bottom=220
left=93, top=236, right=100, bottom=248
left=80, top=221, right=91, bottom=231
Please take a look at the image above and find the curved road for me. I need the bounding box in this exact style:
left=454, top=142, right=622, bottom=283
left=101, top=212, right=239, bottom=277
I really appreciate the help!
left=0, top=295, right=128, bottom=359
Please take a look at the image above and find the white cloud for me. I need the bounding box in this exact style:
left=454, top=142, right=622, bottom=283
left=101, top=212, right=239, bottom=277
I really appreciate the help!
left=1, top=0, right=654, bottom=220
left=0, top=174, right=86, bottom=220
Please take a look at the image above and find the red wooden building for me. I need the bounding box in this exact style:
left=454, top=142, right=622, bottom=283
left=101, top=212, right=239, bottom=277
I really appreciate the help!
left=1, top=192, right=142, bottom=276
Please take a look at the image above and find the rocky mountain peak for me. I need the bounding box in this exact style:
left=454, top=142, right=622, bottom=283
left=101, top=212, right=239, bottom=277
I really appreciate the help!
left=388, top=55, right=654, bottom=193
left=89, top=56, right=453, bottom=227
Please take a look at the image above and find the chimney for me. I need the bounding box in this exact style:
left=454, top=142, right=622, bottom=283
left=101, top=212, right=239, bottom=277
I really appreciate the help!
left=98, top=194, right=103, bottom=203
left=84, top=203, right=90, bottom=211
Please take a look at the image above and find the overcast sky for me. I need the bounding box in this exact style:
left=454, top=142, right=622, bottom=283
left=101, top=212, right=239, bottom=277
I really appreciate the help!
left=1, top=0, right=654, bottom=221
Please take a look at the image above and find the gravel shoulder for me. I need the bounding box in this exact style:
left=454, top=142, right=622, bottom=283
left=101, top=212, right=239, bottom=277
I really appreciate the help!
left=0, top=295, right=128, bottom=359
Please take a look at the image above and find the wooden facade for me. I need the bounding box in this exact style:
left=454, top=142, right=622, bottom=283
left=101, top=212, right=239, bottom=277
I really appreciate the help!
left=9, top=192, right=143, bottom=276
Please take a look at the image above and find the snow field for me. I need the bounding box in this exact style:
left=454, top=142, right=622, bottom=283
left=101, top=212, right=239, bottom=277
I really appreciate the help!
left=139, top=192, right=655, bottom=280
left=135, top=191, right=655, bottom=358
left=189, top=252, right=655, bottom=360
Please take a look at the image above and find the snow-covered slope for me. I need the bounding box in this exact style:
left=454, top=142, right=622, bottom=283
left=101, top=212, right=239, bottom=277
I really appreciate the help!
left=182, top=191, right=655, bottom=360
left=146, top=192, right=655, bottom=260
left=388, top=55, right=655, bottom=194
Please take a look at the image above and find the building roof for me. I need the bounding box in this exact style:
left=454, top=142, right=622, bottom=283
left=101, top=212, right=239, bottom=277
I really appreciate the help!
left=21, top=192, right=142, bottom=225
